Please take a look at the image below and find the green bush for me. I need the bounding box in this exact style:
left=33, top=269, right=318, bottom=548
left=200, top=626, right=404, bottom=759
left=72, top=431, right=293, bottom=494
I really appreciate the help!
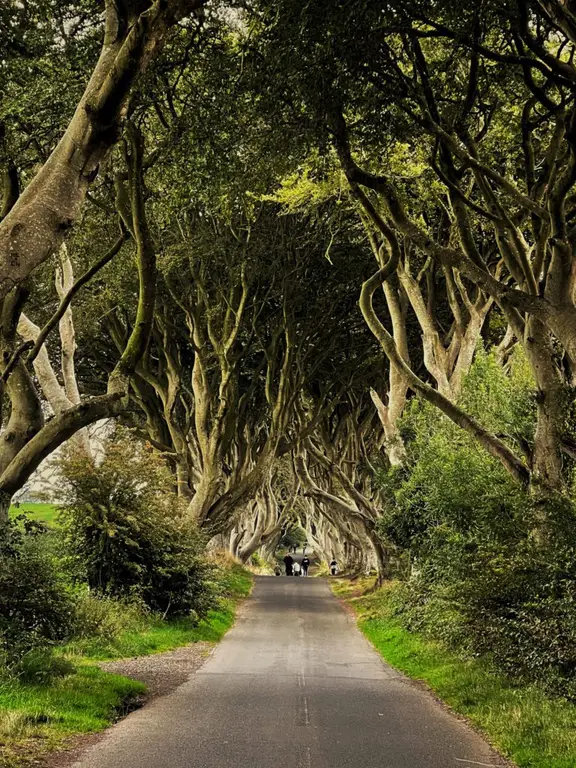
left=72, top=592, right=148, bottom=640
left=392, top=533, right=576, bottom=698
left=58, top=432, right=217, bottom=618
left=0, top=523, right=77, bottom=678
left=376, top=350, right=576, bottom=698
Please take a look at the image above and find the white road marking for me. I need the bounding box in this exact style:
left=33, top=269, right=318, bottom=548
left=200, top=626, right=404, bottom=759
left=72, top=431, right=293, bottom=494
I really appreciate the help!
left=302, top=695, right=310, bottom=725
left=455, top=760, right=498, bottom=767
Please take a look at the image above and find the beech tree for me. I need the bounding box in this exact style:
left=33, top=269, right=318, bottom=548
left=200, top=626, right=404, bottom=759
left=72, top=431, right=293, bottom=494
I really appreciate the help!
left=246, top=0, right=576, bottom=513
left=0, top=0, right=206, bottom=298
left=92, top=204, right=380, bottom=538
left=0, top=123, right=156, bottom=523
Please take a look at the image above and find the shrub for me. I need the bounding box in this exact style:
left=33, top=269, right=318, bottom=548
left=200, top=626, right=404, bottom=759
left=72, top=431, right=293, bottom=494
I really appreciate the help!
left=376, top=350, right=576, bottom=698
left=57, top=432, right=217, bottom=618
left=0, top=522, right=77, bottom=678
left=72, top=592, right=148, bottom=640
left=392, top=532, right=576, bottom=698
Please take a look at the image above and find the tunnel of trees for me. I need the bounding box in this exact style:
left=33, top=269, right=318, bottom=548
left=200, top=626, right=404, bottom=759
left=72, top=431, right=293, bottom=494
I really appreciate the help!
left=4, top=0, right=576, bottom=707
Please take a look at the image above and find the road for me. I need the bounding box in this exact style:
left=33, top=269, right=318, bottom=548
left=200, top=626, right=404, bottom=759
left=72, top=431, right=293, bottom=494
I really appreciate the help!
left=70, top=577, right=505, bottom=768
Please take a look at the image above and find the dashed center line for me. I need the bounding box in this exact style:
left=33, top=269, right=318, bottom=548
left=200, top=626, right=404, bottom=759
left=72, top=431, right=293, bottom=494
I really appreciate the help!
left=302, top=695, right=310, bottom=725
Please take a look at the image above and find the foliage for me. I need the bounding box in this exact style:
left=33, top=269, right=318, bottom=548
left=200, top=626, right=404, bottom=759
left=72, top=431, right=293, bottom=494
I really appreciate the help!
left=375, top=351, right=576, bottom=698
left=66, top=562, right=252, bottom=661
left=0, top=522, right=77, bottom=680
left=71, top=592, right=148, bottom=641
left=57, top=433, right=217, bottom=618
left=377, top=351, right=533, bottom=552
left=280, top=524, right=307, bottom=550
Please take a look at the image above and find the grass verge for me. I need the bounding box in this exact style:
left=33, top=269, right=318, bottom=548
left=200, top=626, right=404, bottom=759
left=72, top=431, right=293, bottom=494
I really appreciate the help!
left=0, top=668, right=145, bottom=766
left=65, top=564, right=253, bottom=661
left=0, top=564, right=253, bottom=766
left=332, top=577, right=576, bottom=768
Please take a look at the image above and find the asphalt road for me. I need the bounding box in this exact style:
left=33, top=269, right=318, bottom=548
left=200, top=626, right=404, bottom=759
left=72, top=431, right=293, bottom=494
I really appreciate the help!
left=70, top=577, right=505, bottom=768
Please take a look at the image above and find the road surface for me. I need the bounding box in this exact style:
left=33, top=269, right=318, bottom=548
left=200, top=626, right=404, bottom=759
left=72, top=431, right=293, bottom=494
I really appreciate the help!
left=70, top=577, right=505, bottom=768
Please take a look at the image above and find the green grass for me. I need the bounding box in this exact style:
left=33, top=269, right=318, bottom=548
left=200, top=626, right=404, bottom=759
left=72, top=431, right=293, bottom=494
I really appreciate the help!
left=0, top=564, right=253, bottom=765
left=0, top=667, right=145, bottom=765
left=9, top=503, right=59, bottom=526
left=333, top=578, right=576, bottom=768
left=65, top=605, right=238, bottom=661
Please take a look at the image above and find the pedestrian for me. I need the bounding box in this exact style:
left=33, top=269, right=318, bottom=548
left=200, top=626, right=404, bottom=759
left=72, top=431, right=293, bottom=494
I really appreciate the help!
left=330, top=558, right=338, bottom=576
left=283, top=552, right=294, bottom=576
left=274, top=564, right=282, bottom=576
left=302, top=556, right=310, bottom=576
left=303, top=543, right=307, bottom=554
left=293, top=561, right=301, bottom=577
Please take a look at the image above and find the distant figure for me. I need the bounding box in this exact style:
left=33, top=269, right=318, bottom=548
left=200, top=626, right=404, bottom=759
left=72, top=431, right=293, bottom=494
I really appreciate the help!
left=293, top=561, right=301, bottom=577
left=293, top=544, right=298, bottom=553
left=274, top=565, right=282, bottom=576
left=283, top=553, right=294, bottom=576
left=302, top=556, right=310, bottom=576
left=303, top=543, right=307, bottom=554
left=330, top=559, right=338, bottom=576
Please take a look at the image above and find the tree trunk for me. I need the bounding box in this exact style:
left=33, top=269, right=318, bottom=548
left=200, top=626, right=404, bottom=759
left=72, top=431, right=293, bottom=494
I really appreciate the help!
left=0, top=490, right=12, bottom=527
left=187, top=470, right=223, bottom=526
left=365, top=525, right=387, bottom=588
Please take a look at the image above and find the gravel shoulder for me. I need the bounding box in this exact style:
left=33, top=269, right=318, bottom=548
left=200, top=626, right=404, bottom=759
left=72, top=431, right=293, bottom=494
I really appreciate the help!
left=100, top=641, right=214, bottom=699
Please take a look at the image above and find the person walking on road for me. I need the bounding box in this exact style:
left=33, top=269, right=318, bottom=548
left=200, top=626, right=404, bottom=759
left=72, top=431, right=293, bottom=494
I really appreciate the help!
left=330, top=558, right=338, bottom=576
left=302, top=556, right=310, bottom=576
left=283, top=553, right=294, bottom=576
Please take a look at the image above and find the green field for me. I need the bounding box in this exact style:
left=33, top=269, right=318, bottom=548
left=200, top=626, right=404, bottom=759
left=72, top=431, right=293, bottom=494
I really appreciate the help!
left=333, top=578, right=576, bottom=768
left=10, top=503, right=59, bottom=526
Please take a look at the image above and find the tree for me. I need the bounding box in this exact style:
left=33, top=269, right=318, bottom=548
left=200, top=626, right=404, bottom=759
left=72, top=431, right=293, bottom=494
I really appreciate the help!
left=246, top=0, right=576, bottom=515
left=0, top=123, right=156, bottom=523
left=0, top=0, right=206, bottom=298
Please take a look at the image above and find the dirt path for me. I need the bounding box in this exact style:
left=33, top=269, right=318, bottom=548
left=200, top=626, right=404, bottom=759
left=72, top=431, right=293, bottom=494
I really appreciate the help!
left=100, top=642, right=214, bottom=699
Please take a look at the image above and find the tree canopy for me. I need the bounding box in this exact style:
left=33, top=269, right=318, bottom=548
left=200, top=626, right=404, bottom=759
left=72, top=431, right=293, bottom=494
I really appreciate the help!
left=4, top=0, right=576, bottom=579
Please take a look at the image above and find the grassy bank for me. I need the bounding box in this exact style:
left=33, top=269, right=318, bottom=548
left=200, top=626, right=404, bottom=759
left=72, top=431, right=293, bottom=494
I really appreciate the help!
left=65, top=564, right=253, bottom=661
left=332, top=578, right=576, bottom=768
left=0, top=564, right=253, bottom=766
